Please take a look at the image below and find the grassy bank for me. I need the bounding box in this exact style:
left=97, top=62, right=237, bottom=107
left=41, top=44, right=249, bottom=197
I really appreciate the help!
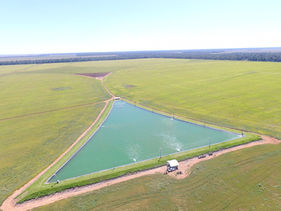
left=35, top=142, right=281, bottom=211
left=17, top=100, right=114, bottom=203
left=18, top=130, right=259, bottom=203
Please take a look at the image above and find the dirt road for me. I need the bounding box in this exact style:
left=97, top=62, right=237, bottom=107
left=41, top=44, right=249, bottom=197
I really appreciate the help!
left=1, top=135, right=279, bottom=211
left=1, top=73, right=280, bottom=211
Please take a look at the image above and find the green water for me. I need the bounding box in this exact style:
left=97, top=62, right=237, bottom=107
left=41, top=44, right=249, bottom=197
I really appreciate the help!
left=49, top=100, right=240, bottom=182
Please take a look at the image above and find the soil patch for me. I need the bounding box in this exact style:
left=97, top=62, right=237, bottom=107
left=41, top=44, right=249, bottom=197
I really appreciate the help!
left=76, top=72, right=110, bottom=79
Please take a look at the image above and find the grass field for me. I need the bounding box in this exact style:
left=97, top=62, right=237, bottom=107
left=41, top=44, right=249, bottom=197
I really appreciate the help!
left=0, top=64, right=110, bottom=204
left=0, top=59, right=280, bottom=207
left=34, top=143, right=281, bottom=211
left=105, top=59, right=281, bottom=138
left=18, top=130, right=257, bottom=203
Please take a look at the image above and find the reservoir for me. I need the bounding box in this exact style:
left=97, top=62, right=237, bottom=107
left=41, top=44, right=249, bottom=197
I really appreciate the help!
left=49, top=100, right=240, bottom=182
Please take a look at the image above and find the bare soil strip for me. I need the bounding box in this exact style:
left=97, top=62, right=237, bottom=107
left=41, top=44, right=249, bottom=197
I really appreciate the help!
left=76, top=72, right=111, bottom=80
left=1, top=74, right=115, bottom=211
left=0, top=97, right=113, bottom=211
left=1, top=135, right=279, bottom=211
left=78, top=72, right=115, bottom=97
left=1, top=74, right=280, bottom=211
left=0, top=101, right=104, bottom=122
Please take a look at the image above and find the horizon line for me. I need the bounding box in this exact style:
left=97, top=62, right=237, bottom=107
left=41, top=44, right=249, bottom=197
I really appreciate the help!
left=1, top=46, right=281, bottom=57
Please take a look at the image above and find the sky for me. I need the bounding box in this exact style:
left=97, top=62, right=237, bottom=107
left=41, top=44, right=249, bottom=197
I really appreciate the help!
left=1, top=0, right=281, bottom=55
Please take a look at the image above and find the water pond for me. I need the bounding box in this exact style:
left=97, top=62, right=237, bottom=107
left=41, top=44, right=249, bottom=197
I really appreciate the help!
left=49, top=100, right=240, bottom=182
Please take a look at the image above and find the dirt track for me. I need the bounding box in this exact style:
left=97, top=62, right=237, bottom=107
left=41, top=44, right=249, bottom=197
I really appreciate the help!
left=76, top=72, right=111, bottom=78
left=1, top=74, right=280, bottom=211
left=1, top=135, right=279, bottom=211
left=0, top=73, right=115, bottom=211
left=0, top=97, right=113, bottom=211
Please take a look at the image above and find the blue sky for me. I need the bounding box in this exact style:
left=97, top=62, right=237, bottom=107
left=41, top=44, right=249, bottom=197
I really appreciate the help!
left=1, top=0, right=281, bottom=54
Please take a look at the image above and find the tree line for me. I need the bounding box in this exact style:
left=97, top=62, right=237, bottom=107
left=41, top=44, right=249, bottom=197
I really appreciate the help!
left=2, top=49, right=281, bottom=65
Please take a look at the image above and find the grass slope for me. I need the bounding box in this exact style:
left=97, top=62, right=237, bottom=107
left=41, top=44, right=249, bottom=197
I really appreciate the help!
left=0, top=65, right=110, bottom=204
left=34, top=143, right=281, bottom=211
left=105, top=59, right=281, bottom=138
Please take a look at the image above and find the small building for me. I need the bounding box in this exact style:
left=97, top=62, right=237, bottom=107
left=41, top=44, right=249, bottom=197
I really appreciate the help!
left=166, top=159, right=179, bottom=172
left=114, top=97, right=120, bottom=100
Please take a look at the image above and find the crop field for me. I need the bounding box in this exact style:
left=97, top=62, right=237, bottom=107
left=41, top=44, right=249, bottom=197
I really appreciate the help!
left=0, top=59, right=280, bottom=208
left=105, top=59, right=281, bottom=138
left=34, top=143, right=281, bottom=211
left=0, top=64, right=110, bottom=204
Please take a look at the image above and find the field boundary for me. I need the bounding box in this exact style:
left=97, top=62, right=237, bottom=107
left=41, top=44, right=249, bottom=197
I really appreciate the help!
left=47, top=99, right=243, bottom=183
left=0, top=83, right=115, bottom=211
left=120, top=98, right=243, bottom=135
left=15, top=122, right=259, bottom=204
left=120, top=96, right=243, bottom=135
left=0, top=72, right=263, bottom=210
left=4, top=73, right=260, bottom=205
left=119, top=96, right=278, bottom=138
left=46, top=99, right=114, bottom=183
left=3, top=135, right=279, bottom=211
left=48, top=129, right=242, bottom=183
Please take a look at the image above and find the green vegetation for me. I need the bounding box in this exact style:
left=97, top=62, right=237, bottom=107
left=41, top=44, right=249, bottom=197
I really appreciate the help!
left=1, top=58, right=280, bottom=207
left=17, top=100, right=114, bottom=203
left=105, top=59, right=281, bottom=138
left=34, top=143, right=281, bottom=211
left=2, top=48, right=281, bottom=66
left=18, top=132, right=258, bottom=203
left=0, top=64, right=110, bottom=204
left=0, top=73, right=108, bottom=119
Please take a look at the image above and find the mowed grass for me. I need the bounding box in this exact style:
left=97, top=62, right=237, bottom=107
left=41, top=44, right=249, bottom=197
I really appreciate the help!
left=34, top=143, right=281, bottom=211
left=105, top=59, right=281, bottom=138
left=0, top=64, right=110, bottom=204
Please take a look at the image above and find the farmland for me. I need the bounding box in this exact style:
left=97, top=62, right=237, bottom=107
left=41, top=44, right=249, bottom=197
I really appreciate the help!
left=105, top=59, right=281, bottom=138
left=0, top=64, right=110, bottom=204
left=35, top=143, right=281, bottom=211
left=0, top=59, right=280, bottom=209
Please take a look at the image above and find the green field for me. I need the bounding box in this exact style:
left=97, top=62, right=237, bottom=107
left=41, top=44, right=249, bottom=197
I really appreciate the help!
left=105, top=59, right=281, bottom=138
left=0, top=59, right=280, bottom=208
left=34, top=143, right=281, bottom=211
left=0, top=64, right=110, bottom=204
